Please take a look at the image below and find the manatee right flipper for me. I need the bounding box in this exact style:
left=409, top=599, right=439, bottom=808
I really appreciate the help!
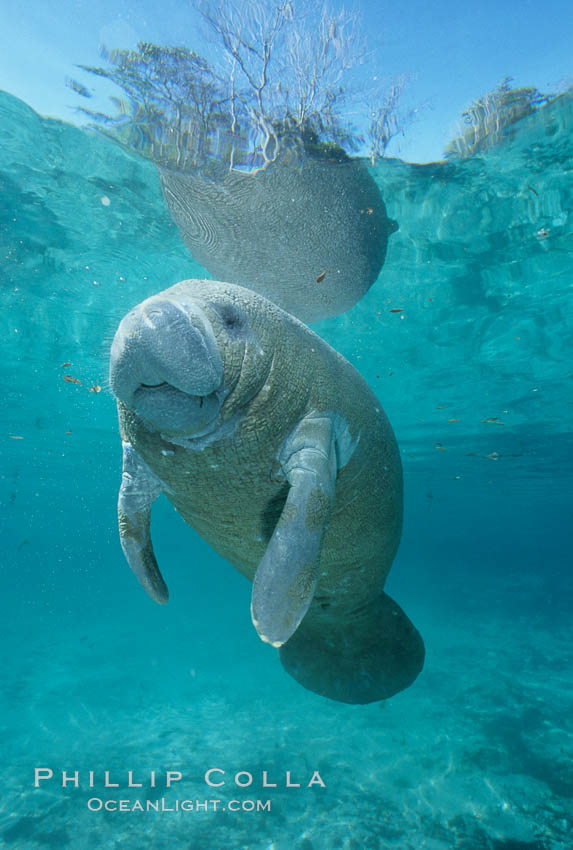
left=251, top=414, right=337, bottom=648
left=118, top=441, right=168, bottom=604
left=279, top=592, right=425, bottom=704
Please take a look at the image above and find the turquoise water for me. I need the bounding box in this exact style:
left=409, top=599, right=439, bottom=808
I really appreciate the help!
left=1, top=87, right=573, bottom=848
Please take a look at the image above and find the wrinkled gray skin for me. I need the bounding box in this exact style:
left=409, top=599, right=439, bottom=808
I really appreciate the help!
left=110, top=279, right=424, bottom=704
left=160, top=152, right=398, bottom=323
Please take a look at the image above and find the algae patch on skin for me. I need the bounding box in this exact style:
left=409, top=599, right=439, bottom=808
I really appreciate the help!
left=306, top=488, right=331, bottom=532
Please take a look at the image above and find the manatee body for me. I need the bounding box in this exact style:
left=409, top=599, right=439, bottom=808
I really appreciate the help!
left=159, top=152, right=397, bottom=323
left=109, top=279, right=423, bottom=704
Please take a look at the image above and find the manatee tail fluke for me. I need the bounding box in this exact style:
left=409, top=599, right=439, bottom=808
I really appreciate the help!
left=279, top=593, right=424, bottom=704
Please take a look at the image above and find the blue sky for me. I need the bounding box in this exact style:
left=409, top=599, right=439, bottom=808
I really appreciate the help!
left=1, top=0, right=572, bottom=162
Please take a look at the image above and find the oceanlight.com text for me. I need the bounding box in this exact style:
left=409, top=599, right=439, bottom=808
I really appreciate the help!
left=86, top=798, right=271, bottom=813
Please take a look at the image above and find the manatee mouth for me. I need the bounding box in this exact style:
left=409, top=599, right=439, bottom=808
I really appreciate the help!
left=133, top=382, right=221, bottom=436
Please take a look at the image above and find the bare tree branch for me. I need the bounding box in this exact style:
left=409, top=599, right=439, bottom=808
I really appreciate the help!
left=71, top=2, right=417, bottom=172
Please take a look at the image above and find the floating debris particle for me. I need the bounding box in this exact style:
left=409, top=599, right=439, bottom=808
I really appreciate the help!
left=61, top=362, right=71, bottom=368
left=437, top=405, right=449, bottom=409
left=101, top=196, right=111, bottom=207
left=316, top=271, right=326, bottom=283
left=482, top=417, right=504, bottom=425
left=65, top=430, right=72, bottom=435
left=447, top=418, right=460, bottom=423
left=485, top=452, right=500, bottom=460
left=63, top=375, right=82, bottom=385
left=526, top=184, right=539, bottom=197
left=366, top=207, right=374, bottom=215
left=389, top=308, right=403, bottom=313
left=9, top=435, right=23, bottom=440
left=536, top=227, right=550, bottom=239
left=89, top=385, right=102, bottom=394
left=435, top=444, right=446, bottom=451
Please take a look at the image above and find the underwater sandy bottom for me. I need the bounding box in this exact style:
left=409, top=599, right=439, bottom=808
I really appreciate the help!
left=2, top=565, right=572, bottom=850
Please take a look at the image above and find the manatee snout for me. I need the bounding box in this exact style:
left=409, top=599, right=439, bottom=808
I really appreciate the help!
left=110, top=295, right=224, bottom=435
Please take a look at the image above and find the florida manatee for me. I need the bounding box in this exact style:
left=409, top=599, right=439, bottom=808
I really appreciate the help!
left=109, top=278, right=424, bottom=703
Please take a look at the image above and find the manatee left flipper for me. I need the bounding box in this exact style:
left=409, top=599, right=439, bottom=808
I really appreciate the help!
left=251, top=414, right=337, bottom=647
left=118, top=441, right=168, bottom=604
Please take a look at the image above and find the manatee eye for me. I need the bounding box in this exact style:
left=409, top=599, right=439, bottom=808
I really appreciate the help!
left=140, top=382, right=168, bottom=389
left=216, top=304, right=245, bottom=332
